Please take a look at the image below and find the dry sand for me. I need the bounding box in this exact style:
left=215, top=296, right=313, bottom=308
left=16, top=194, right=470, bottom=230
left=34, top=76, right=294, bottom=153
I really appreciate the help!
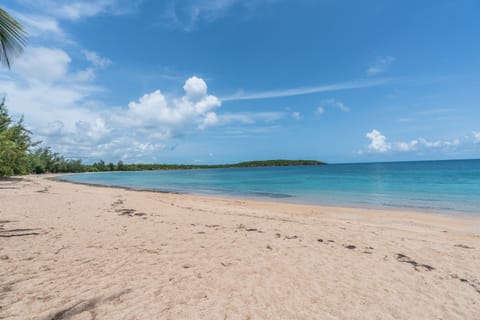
left=1, top=175, right=479, bottom=319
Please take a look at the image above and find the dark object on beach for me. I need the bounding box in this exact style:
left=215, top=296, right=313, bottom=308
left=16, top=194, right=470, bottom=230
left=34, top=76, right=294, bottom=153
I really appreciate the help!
left=343, top=244, right=356, bottom=250
left=0, top=227, right=41, bottom=238
left=454, top=244, right=474, bottom=249
left=236, top=224, right=263, bottom=233
left=395, top=253, right=435, bottom=271
left=36, top=187, right=49, bottom=193
left=133, top=212, right=146, bottom=216
left=450, top=274, right=480, bottom=294
left=317, top=238, right=323, bottom=243
left=116, top=208, right=138, bottom=216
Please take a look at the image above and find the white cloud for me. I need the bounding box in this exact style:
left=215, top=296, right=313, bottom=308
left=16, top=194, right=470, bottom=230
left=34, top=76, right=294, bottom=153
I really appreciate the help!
left=12, top=47, right=72, bottom=83
left=216, top=112, right=285, bottom=125
left=73, top=68, right=96, bottom=82
left=316, top=106, right=325, bottom=115
left=473, top=131, right=480, bottom=143
left=12, top=11, right=71, bottom=43
left=366, top=129, right=391, bottom=153
left=291, top=111, right=301, bottom=120
left=21, top=0, right=139, bottom=21
left=184, top=76, right=208, bottom=98
left=318, top=98, right=350, bottom=113
left=417, top=138, right=460, bottom=149
left=199, top=112, right=219, bottom=129
left=164, top=0, right=278, bottom=31
left=82, top=50, right=111, bottom=68
left=126, top=76, right=221, bottom=130
left=222, top=78, right=388, bottom=101
left=1, top=45, right=287, bottom=161
left=395, top=140, right=418, bottom=152
left=367, top=56, right=395, bottom=75
left=364, top=130, right=468, bottom=154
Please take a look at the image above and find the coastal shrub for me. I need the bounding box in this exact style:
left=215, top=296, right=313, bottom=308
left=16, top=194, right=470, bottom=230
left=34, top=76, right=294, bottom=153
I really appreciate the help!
left=0, top=100, right=34, bottom=176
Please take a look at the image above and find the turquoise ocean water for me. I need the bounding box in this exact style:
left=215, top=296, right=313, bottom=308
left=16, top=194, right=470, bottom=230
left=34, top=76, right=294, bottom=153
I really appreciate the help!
left=59, top=159, right=480, bottom=215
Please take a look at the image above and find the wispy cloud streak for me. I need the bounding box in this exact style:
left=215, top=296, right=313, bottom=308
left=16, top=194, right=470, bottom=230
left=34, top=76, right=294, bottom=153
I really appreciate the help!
left=221, top=78, right=390, bottom=102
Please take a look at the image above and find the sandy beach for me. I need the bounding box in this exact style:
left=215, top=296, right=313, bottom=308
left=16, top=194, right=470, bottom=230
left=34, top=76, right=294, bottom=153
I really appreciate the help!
left=1, top=175, right=479, bottom=319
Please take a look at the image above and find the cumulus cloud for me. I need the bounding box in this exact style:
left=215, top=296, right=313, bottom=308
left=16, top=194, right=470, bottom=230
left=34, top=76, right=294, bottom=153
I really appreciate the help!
left=417, top=138, right=460, bottom=149
left=199, top=112, right=219, bottom=129
left=126, top=76, right=221, bottom=130
left=1, top=46, right=102, bottom=131
left=395, top=140, right=418, bottom=152
left=473, top=131, right=480, bottom=143
left=1, top=43, right=286, bottom=162
left=366, top=130, right=391, bottom=152
left=364, top=130, right=468, bottom=154
left=291, top=111, right=301, bottom=120
left=12, top=47, right=72, bottom=83
left=367, top=56, right=395, bottom=75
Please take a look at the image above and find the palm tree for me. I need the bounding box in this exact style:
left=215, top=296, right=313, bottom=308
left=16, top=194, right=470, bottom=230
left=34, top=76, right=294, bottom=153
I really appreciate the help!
left=0, top=8, right=27, bottom=69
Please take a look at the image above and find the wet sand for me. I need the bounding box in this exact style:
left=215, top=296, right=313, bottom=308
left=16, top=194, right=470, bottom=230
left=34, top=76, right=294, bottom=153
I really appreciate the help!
left=1, top=175, right=479, bottom=319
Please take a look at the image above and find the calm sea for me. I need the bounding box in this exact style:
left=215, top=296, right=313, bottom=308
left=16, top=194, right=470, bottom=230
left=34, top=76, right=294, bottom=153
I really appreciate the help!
left=59, top=159, right=480, bottom=215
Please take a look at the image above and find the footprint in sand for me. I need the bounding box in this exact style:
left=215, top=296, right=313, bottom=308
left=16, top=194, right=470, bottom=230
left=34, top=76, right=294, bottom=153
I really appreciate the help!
left=395, top=253, right=435, bottom=272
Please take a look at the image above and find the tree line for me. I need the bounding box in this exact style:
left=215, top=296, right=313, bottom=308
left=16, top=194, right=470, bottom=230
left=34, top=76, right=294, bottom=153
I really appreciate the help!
left=0, top=100, right=199, bottom=175
left=0, top=100, right=325, bottom=177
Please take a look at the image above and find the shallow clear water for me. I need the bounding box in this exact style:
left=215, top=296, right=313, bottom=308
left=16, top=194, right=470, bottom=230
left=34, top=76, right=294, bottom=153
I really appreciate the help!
left=59, top=159, right=480, bottom=215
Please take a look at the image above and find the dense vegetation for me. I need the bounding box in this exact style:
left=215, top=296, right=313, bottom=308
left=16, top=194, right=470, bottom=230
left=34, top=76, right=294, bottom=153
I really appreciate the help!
left=0, top=100, right=34, bottom=176
left=0, top=100, right=325, bottom=177
left=23, top=157, right=326, bottom=174
left=230, top=160, right=325, bottom=167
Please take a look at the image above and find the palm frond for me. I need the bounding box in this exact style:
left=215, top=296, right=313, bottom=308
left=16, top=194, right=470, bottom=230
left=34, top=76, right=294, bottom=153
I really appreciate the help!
left=0, top=8, right=27, bottom=69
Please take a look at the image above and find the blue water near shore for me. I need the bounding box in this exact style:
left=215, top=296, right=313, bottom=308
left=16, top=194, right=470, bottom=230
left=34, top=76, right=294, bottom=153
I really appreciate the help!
left=59, top=159, right=480, bottom=215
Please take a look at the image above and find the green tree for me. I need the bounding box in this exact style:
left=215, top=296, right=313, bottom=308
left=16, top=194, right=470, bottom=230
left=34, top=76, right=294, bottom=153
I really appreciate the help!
left=116, top=160, right=125, bottom=171
left=0, top=7, right=27, bottom=69
left=93, top=160, right=106, bottom=171
left=0, top=100, right=34, bottom=176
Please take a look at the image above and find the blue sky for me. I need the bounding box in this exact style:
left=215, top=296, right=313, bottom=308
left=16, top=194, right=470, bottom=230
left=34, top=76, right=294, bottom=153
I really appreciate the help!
left=1, top=0, right=479, bottom=164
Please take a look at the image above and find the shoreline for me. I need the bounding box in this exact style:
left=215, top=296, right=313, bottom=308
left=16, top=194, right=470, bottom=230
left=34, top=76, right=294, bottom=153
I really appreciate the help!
left=53, top=173, right=480, bottom=221
left=2, top=175, right=480, bottom=319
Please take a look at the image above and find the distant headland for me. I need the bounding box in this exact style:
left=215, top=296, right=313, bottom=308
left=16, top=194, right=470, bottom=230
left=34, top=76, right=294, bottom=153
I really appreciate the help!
left=87, top=159, right=327, bottom=173
left=22, top=152, right=327, bottom=175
